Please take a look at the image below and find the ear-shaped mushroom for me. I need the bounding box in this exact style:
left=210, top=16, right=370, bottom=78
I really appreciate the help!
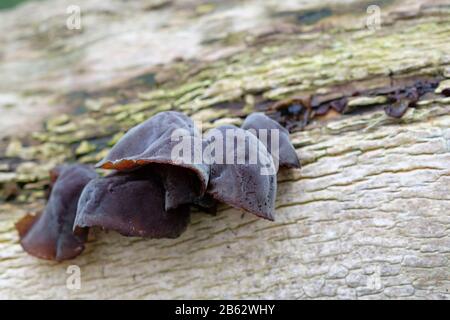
left=96, top=111, right=209, bottom=193
left=45, top=165, right=63, bottom=200
left=16, top=165, right=98, bottom=261
left=204, top=125, right=277, bottom=220
left=241, top=112, right=300, bottom=169
left=97, top=111, right=209, bottom=210
left=154, top=163, right=205, bottom=211
left=74, top=168, right=190, bottom=238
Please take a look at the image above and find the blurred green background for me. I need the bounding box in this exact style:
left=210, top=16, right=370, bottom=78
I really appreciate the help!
left=0, top=0, right=37, bottom=10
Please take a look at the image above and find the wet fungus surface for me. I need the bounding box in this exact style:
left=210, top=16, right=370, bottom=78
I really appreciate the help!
left=16, top=164, right=98, bottom=261
left=204, top=125, right=277, bottom=221
left=155, top=164, right=205, bottom=211
left=17, top=111, right=300, bottom=261
left=96, top=111, right=209, bottom=195
left=74, top=168, right=190, bottom=238
left=241, top=112, right=301, bottom=170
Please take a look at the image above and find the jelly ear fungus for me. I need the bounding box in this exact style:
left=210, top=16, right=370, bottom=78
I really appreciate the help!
left=155, top=164, right=206, bottom=211
left=241, top=112, right=300, bottom=170
left=16, top=111, right=301, bottom=261
left=16, top=165, right=98, bottom=261
left=96, top=111, right=209, bottom=195
left=74, top=168, right=190, bottom=238
left=96, top=111, right=210, bottom=210
left=204, top=125, right=277, bottom=221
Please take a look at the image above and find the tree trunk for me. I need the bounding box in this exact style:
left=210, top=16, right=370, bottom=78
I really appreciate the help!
left=0, top=0, right=449, bottom=299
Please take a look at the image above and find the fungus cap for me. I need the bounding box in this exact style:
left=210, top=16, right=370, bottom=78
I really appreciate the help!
left=96, top=111, right=209, bottom=194
left=74, top=168, right=190, bottom=238
left=16, top=164, right=97, bottom=261
left=241, top=112, right=300, bottom=170
left=205, top=125, right=277, bottom=220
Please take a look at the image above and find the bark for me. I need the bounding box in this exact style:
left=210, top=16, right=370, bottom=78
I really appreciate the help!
left=0, top=0, right=449, bottom=299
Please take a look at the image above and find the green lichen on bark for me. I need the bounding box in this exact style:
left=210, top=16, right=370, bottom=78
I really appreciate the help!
left=0, top=7, right=449, bottom=203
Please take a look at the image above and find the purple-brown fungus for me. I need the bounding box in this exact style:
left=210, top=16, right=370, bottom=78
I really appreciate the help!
left=17, top=111, right=302, bottom=261
left=205, top=125, right=277, bottom=220
left=74, top=168, right=190, bottom=238
left=241, top=112, right=300, bottom=170
left=16, top=165, right=97, bottom=261
left=44, top=166, right=63, bottom=200
left=97, top=111, right=210, bottom=211
left=96, top=111, right=209, bottom=194
left=155, top=164, right=206, bottom=211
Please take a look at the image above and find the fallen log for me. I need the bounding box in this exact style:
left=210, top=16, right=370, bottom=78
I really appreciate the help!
left=0, top=0, right=449, bottom=299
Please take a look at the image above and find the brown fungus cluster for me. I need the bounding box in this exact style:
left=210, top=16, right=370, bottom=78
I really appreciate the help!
left=242, top=112, right=301, bottom=170
left=16, top=165, right=98, bottom=261
left=205, top=125, right=277, bottom=220
left=16, top=111, right=300, bottom=261
left=74, top=168, right=190, bottom=238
